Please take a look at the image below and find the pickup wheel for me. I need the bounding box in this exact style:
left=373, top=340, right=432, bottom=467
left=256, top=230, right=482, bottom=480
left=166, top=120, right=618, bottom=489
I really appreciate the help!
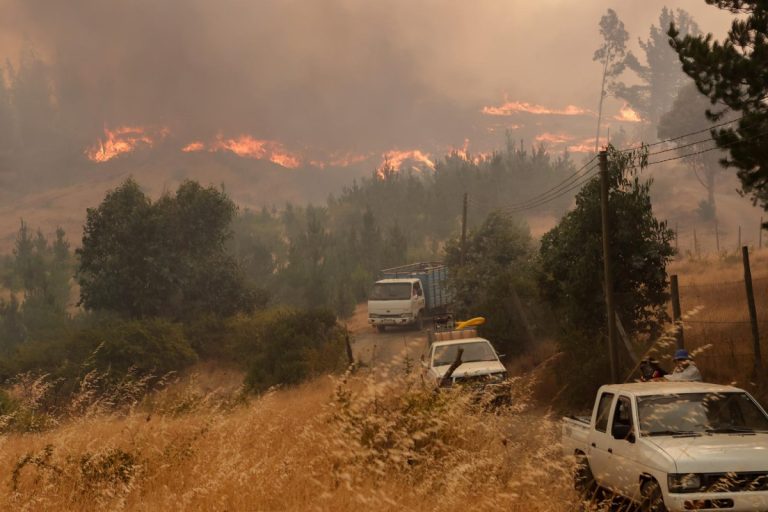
left=574, top=454, right=596, bottom=494
left=640, top=480, right=667, bottom=512
left=415, top=312, right=424, bottom=331
left=376, top=325, right=386, bottom=333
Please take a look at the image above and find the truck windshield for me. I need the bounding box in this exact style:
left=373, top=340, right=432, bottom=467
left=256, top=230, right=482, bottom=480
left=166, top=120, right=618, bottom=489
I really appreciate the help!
left=370, top=283, right=412, bottom=300
left=433, top=341, right=497, bottom=366
left=637, top=392, right=768, bottom=436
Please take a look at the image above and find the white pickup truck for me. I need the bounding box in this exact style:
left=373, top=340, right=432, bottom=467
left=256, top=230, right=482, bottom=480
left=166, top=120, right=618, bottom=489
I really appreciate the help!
left=562, top=382, right=768, bottom=511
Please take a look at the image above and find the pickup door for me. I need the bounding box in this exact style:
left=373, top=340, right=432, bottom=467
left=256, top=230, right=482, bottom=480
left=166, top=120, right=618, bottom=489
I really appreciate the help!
left=586, top=391, right=615, bottom=483
left=602, top=395, right=643, bottom=500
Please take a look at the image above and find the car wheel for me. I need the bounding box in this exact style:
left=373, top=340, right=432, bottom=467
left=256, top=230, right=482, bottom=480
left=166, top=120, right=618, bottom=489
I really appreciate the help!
left=640, top=479, right=667, bottom=512
left=376, top=325, right=386, bottom=333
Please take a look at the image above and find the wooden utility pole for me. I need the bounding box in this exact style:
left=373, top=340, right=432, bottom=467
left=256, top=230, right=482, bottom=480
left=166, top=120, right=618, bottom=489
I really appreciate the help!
left=460, top=192, right=468, bottom=266
left=670, top=275, right=684, bottom=350
left=760, top=217, right=763, bottom=249
left=599, top=150, right=619, bottom=383
left=742, top=246, right=763, bottom=374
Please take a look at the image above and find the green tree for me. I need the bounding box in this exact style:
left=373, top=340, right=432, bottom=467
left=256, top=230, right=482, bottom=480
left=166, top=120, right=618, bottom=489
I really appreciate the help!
left=539, top=146, right=674, bottom=399
left=612, top=8, right=700, bottom=131
left=444, top=211, right=537, bottom=357
left=77, top=178, right=256, bottom=319
left=594, top=8, right=629, bottom=152
left=658, top=83, right=728, bottom=220
left=669, top=1, right=768, bottom=213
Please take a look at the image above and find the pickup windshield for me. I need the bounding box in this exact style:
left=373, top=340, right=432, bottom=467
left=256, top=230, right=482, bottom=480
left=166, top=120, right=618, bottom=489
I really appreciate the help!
left=433, top=341, right=497, bottom=366
left=637, top=392, right=768, bottom=436
left=370, top=283, right=412, bottom=300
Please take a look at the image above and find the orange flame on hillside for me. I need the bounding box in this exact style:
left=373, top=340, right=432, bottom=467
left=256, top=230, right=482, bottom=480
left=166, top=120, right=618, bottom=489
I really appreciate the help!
left=535, top=132, right=574, bottom=145
left=614, top=104, right=643, bottom=123
left=482, top=98, right=590, bottom=117
left=380, top=149, right=435, bottom=174
left=86, top=126, right=155, bottom=162
left=448, top=139, right=491, bottom=163
left=182, top=141, right=205, bottom=152
left=184, top=135, right=302, bottom=168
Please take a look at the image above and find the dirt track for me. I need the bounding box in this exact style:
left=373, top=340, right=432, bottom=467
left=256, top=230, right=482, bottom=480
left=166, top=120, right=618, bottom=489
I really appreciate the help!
left=345, top=303, right=428, bottom=369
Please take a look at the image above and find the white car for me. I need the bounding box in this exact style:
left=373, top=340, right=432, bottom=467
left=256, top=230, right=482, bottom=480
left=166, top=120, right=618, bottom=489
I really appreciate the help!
left=562, top=382, right=768, bottom=511
left=422, top=337, right=507, bottom=387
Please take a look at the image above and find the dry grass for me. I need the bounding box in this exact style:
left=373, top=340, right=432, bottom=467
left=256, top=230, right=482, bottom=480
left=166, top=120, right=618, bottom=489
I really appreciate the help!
left=0, top=363, right=580, bottom=511
left=664, top=249, right=768, bottom=394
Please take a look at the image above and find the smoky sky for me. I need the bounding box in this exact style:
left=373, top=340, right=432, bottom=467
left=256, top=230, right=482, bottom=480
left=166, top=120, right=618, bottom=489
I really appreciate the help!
left=0, top=0, right=734, bottom=158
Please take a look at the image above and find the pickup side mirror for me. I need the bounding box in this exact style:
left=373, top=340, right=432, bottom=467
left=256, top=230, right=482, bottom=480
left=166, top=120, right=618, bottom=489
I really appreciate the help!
left=612, top=424, right=635, bottom=443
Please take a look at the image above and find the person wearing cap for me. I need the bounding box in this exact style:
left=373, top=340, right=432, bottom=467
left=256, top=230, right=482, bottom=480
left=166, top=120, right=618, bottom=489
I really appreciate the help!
left=665, top=349, right=702, bottom=382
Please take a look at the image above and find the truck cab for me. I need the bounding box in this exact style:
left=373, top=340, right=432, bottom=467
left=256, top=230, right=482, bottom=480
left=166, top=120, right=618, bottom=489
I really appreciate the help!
left=562, top=382, right=768, bottom=511
left=368, top=278, right=425, bottom=332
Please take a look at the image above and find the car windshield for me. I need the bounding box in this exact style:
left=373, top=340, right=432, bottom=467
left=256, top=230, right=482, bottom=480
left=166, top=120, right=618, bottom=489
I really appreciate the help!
left=370, top=283, right=412, bottom=300
left=637, top=392, right=768, bottom=436
left=432, top=341, right=498, bottom=366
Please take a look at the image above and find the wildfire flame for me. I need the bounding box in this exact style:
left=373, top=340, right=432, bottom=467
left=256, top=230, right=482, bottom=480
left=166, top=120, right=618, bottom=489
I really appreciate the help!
left=86, top=126, right=156, bottom=162
left=182, top=135, right=302, bottom=168
left=614, top=104, right=643, bottom=123
left=535, top=132, right=574, bottom=145
left=448, top=138, right=491, bottom=163
left=182, top=141, right=205, bottom=152
left=379, top=149, right=435, bottom=176
left=482, top=97, right=590, bottom=117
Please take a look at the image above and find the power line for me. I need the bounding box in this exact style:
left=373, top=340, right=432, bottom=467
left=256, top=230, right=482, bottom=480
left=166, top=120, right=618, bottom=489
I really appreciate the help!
left=618, top=116, right=744, bottom=153
left=494, top=155, right=598, bottom=211
left=500, top=164, right=600, bottom=213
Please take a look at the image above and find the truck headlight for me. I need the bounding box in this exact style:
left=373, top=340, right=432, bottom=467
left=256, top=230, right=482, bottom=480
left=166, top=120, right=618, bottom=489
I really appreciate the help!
left=668, top=473, right=702, bottom=493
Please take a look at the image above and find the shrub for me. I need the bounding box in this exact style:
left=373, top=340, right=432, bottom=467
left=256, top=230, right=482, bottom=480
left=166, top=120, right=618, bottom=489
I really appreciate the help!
left=240, top=308, right=347, bottom=392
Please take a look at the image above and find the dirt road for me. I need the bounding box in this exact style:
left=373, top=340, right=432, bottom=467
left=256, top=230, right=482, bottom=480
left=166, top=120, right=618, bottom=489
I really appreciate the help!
left=345, top=303, right=428, bottom=369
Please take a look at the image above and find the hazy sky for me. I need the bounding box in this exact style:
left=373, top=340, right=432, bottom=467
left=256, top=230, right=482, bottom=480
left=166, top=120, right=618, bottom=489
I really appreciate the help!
left=0, top=0, right=735, bottom=167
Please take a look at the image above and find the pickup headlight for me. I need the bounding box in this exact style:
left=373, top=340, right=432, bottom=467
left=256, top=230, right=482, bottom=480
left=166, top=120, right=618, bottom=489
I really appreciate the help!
left=668, top=473, right=703, bottom=493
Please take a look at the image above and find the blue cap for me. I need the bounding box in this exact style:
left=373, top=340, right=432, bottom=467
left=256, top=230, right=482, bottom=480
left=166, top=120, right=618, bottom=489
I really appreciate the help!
left=674, top=349, right=691, bottom=360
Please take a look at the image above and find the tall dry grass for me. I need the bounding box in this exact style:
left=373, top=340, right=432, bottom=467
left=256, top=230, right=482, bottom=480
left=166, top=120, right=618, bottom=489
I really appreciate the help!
left=666, top=248, right=768, bottom=392
left=0, top=363, right=580, bottom=511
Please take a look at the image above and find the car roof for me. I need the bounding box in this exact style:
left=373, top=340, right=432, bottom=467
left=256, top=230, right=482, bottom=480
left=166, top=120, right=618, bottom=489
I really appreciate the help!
left=375, top=278, right=420, bottom=284
left=599, top=381, right=743, bottom=397
left=431, top=337, right=492, bottom=348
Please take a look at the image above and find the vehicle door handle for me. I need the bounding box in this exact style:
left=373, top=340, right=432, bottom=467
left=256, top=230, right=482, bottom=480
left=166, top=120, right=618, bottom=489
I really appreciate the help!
left=608, top=448, right=613, bottom=454
left=591, top=443, right=596, bottom=448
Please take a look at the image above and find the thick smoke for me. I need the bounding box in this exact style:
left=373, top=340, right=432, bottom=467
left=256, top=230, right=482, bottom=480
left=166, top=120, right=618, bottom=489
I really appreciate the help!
left=0, top=0, right=733, bottom=181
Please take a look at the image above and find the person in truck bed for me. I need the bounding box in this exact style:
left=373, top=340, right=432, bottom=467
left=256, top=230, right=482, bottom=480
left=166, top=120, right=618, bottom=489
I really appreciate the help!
left=665, top=348, right=702, bottom=382
left=639, top=357, right=667, bottom=381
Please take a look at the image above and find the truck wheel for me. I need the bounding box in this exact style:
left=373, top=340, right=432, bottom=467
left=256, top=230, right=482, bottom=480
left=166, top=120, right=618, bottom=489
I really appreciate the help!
left=376, top=325, right=386, bottom=333
left=574, top=455, right=596, bottom=493
left=415, top=312, right=424, bottom=331
left=640, top=480, right=667, bottom=512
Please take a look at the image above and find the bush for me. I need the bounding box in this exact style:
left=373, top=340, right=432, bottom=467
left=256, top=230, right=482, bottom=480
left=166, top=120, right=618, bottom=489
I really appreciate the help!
left=237, top=308, right=347, bottom=392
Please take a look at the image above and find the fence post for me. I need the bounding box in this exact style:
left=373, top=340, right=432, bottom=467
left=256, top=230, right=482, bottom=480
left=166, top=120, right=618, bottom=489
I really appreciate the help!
left=715, top=219, right=720, bottom=254
left=671, top=275, right=684, bottom=350
left=742, top=246, right=763, bottom=375
left=694, top=228, right=699, bottom=259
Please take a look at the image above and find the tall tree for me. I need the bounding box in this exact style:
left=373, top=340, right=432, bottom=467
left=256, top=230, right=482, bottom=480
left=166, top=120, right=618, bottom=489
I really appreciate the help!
left=445, top=211, right=537, bottom=357
left=594, top=9, right=629, bottom=151
left=669, top=1, right=768, bottom=214
left=539, top=146, right=674, bottom=399
left=612, top=8, right=700, bottom=132
left=658, top=83, right=728, bottom=220
left=77, top=178, right=256, bottom=319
